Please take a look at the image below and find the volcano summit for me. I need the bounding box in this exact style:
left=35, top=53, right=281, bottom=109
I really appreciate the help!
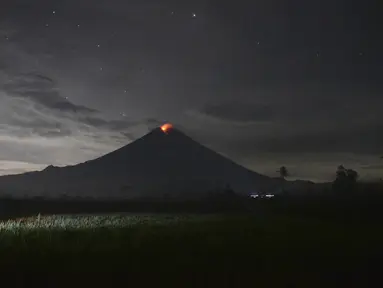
left=0, top=124, right=276, bottom=199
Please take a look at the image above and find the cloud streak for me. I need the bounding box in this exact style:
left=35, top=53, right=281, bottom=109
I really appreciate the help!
left=0, top=71, right=159, bottom=175
left=3, top=73, right=97, bottom=113
left=201, top=101, right=275, bottom=124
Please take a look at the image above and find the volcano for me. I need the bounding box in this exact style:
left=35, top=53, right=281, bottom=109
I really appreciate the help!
left=0, top=125, right=277, bottom=199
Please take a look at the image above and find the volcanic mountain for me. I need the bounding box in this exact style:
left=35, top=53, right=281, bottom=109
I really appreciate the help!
left=0, top=124, right=279, bottom=199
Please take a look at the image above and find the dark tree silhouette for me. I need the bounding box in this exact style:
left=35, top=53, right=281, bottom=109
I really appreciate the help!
left=278, top=166, right=289, bottom=179
left=276, top=166, right=289, bottom=195
left=346, top=169, right=358, bottom=183
left=336, top=165, right=346, bottom=178
left=332, top=165, right=358, bottom=194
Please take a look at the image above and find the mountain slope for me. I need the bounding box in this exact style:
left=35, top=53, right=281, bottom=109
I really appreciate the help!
left=0, top=125, right=277, bottom=199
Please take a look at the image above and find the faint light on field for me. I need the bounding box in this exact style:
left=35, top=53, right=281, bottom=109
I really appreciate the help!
left=0, top=214, right=203, bottom=231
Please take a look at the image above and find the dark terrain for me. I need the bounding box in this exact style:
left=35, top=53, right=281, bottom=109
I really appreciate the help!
left=1, top=182, right=383, bottom=287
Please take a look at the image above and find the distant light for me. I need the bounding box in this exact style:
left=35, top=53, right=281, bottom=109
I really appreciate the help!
left=160, top=123, right=173, bottom=134
left=250, top=194, right=274, bottom=198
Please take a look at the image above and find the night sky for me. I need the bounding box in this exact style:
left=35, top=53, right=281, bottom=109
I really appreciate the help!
left=1, top=0, right=382, bottom=182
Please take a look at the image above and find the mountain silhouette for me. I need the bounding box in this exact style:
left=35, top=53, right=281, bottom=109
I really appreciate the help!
left=0, top=125, right=278, bottom=199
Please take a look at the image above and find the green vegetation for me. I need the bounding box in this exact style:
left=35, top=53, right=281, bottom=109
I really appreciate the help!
left=0, top=206, right=381, bottom=286
left=0, top=214, right=212, bottom=230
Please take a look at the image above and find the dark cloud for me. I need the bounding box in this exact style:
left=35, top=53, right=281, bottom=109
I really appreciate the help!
left=245, top=124, right=383, bottom=155
left=145, top=118, right=164, bottom=128
left=0, top=0, right=381, bottom=181
left=0, top=68, right=162, bottom=174
left=363, top=164, right=383, bottom=170
left=8, top=118, right=71, bottom=138
left=3, top=73, right=97, bottom=114
left=80, top=117, right=108, bottom=127
left=2, top=72, right=162, bottom=140
left=200, top=101, right=275, bottom=124
left=80, top=116, right=162, bottom=134
left=120, top=132, right=135, bottom=140
left=36, top=127, right=72, bottom=138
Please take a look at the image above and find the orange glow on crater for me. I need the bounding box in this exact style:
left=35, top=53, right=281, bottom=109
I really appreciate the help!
left=160, top=123, right=173, bottom=133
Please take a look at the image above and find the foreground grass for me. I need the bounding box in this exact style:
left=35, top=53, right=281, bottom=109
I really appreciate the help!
left=0, top=214, right=213, bottom=230
left=0, top=212, right=381, bottom=286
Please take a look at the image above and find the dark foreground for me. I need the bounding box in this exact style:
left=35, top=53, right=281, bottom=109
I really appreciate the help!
left=1, top=195, right=382, bottom=287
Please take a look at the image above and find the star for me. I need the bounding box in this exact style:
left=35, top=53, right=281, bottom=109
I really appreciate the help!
left=52, top=10, right=56, bottom=15
left=171, top=11, right=175, bottom=15
left=77, top=24, right=80, bottom=28
left=99, top=67, right=103, bottom=71
left=124, top=90, right=128, bottom=93
left=45, top=23, right=49, bottom=27
left=192, top=13, right=197, bottom=18
left=96, top=44, right=101, bottom=48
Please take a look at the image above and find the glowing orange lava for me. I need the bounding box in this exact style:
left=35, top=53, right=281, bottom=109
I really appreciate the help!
left=160, top=123, right=173, bottom=133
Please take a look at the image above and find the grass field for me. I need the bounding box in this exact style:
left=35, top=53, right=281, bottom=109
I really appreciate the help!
left=0, top=213, right=215, bottom=230
left=0, top=210, right=381, bottom=286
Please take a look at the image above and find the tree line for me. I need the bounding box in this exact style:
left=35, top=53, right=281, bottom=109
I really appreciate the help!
left=276, top=164, right=361, bottom=193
